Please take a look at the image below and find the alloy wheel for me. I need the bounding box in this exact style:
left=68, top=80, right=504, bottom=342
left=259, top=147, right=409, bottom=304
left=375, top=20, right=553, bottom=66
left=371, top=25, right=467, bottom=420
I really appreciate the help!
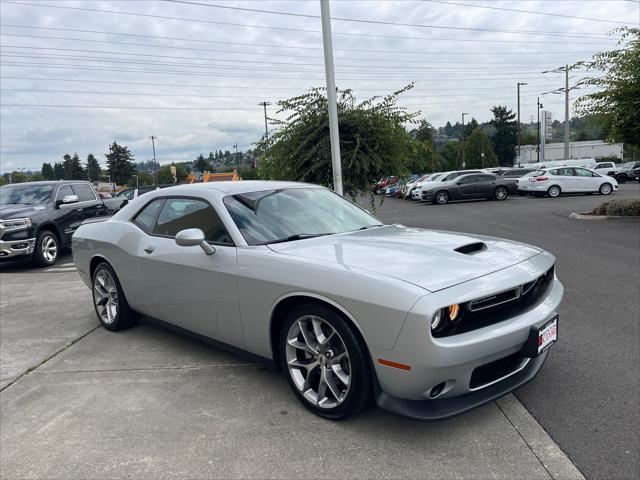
left=436, top=192, right=449, bottom=204
left=93, top=269, right=118, bottom=324
left=495, top=187, right=507, bottom=200
left=41, top=234, right=58, bottom=263
left=285, top=315, right=351, bottom=409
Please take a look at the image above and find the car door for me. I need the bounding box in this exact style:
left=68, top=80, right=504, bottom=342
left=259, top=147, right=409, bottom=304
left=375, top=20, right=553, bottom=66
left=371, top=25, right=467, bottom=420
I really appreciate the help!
left=548, top=167, right=575, bottom=192
left=457, top=175, right=483, bottom=198
left=54, top=184, right=85, bottom=245
left=70, top=183, right=105, bottom=222
left=573, top=167, right=602, bottom=192
left=135, top=196, right=243, bottom=347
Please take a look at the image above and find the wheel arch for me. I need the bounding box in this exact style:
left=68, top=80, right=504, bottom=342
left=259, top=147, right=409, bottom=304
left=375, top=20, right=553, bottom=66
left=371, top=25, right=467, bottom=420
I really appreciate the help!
left=35, top=222, right=62, bottom=243
left=89, top=254, right=112, bottom=280
left=269, top=292, right=370, bottom=371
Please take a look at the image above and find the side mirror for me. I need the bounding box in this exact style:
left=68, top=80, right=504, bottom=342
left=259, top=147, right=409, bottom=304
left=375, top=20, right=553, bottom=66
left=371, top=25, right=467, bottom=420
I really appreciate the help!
left=57, top=194, right=79, bottom=207
left=175, top=228, right=215, bottom=255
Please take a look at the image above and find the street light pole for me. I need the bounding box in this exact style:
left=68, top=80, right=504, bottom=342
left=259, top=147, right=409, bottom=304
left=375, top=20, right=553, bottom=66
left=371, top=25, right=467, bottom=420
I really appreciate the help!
left=149, top=136, right=157, bottom=163
left=517, top=82, right=528, bottom=163
left=233, top=142, right=239, bottom=172
left=320, top=0, right=343, bottom=196
left=258, top=101, right=270, bottom=140
left=537, top=98, right=542, bottom=163
left=461, top=112, right=469, bottom=169
left=564, top=64, right=570, bottom=160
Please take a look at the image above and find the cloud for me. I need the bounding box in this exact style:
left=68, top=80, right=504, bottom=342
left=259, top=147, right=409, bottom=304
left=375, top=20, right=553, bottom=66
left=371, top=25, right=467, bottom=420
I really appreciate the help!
left=0, top=0, right=635, bottom=172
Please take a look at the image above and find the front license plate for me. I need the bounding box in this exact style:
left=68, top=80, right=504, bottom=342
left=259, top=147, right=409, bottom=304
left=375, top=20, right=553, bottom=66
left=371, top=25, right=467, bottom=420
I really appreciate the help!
left=521, top=315, right=558, bottom=358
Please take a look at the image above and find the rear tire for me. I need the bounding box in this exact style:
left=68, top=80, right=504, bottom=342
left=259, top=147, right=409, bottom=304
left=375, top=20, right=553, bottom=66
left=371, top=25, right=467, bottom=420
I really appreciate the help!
left=547, top=185, right=561, bottom=198
left=32, top=230, right=59, bottom=267
left=91, top=262, right=139, bottom=331
left=599, top=183, right=613, bottom=195
left=280, top=304, right=372, bottom=420
left=615, top=174, right=627, bottom=184
left=494, top=186, right=508, bottom=201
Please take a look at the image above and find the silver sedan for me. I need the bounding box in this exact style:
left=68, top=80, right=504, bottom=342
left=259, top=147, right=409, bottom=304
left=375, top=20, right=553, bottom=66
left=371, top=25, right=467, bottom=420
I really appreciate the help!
left=73, top=181, right=563, bottom=420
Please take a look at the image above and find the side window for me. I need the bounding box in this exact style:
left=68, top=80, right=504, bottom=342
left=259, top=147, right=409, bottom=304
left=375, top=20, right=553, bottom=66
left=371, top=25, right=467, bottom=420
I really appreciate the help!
left=553, top=168, right=573, bottom=176
left=56, top=184, right=74, bottom=201
left=478, top=175, right=495, bottom=182
left=459, top=176, right=476, bottom=185
left=153, top=198, right=233, bottom=245
left=138, top=187, right=155, bottom=196
left=133, top=199, right=165, bottom=233
left=575, top=168, right=595, bottom=177
left=72, top=184, right=97, bottom=202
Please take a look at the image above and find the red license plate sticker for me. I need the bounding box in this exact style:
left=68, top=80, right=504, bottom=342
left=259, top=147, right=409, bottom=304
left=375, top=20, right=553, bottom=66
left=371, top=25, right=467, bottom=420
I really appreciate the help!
left=538, top=318, right=557, bottom=354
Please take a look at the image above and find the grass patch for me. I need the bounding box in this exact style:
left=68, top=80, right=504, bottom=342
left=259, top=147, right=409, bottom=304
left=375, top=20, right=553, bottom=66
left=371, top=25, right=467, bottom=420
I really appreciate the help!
left=592, top=198, right=640, bottom=216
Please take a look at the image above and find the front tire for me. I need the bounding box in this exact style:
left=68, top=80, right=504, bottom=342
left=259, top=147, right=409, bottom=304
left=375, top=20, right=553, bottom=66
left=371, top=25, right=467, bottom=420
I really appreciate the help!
left=32, top=230, right=59, bottom=267
left=547, top=185, right=561, bottom=198
left=434, top=191, right=450, bottom=205
left=494, top=186, right=508, bottom=201
left=280, top=304, right=372, bottom=420
left=92, top=262, right=138, bottom=331
left=615, top=174, right=627, bottom=184
left=599, top=183, right=613, bottom=195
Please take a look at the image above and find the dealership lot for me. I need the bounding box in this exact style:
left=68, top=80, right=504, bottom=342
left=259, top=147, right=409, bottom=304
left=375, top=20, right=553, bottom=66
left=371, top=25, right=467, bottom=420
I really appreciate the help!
left=1, top=184, right=638, bottom=479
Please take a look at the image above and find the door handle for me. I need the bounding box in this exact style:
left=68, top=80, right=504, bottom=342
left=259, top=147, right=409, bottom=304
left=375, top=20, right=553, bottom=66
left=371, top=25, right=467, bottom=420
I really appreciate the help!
left=143, top=246, right=155, bottom=254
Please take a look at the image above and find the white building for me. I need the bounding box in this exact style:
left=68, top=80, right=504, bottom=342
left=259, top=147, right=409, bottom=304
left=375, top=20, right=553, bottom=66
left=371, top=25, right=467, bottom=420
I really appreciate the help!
left=518, top=140, right=623, bottom=164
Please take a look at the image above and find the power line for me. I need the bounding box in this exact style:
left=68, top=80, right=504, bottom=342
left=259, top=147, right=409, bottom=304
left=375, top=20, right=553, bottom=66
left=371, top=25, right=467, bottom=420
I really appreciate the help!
left=0, top=23, right=616, bottom=47
left=422, top=0, right=632, bottom=25
left=162, top=0, right=615, bottom=39
left=0, top=104, right=265, bottom=110
left=0, top=30, right=608, bottom=57
left=1, top=0, right=616, bottom=41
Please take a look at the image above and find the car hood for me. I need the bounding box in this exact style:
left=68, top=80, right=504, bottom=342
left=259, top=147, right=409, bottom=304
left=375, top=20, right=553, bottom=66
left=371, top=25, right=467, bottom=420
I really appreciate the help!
left=0, top=204, right=47, bottom=218
left=268, top=225, right=542, bottom=292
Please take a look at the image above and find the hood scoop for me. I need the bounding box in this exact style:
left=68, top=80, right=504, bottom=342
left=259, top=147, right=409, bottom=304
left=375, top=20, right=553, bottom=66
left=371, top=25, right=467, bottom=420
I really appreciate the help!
left=454, top=242, right=487, bottom=255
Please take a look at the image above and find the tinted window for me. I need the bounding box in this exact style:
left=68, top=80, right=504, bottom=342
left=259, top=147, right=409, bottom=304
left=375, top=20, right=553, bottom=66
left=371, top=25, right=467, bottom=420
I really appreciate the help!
left=72, top=184, right=96, bottom=202
left=134, top=199, right=165, bottom=233
left=153, top=198, right=233, bottom=245
left=575, top=168, right=597, bottom=177
left=459, top=176, right=477, bottom=185
left=550, top=168, right=574, bottom=176
left=477, top=175, right=495, bottom=182
left=56, top=184, right=74, bottom=201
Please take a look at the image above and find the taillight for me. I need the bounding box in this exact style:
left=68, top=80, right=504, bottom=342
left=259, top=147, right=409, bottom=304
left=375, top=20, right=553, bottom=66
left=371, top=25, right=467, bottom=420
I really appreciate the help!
left=536, top=176, right=549, bottom=181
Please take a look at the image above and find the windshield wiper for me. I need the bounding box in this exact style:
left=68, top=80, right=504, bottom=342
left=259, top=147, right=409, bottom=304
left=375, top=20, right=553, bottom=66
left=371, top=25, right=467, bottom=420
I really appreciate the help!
left=358, top=224, right=385, bottom=230
left=263, top=233, right=333, bottom=245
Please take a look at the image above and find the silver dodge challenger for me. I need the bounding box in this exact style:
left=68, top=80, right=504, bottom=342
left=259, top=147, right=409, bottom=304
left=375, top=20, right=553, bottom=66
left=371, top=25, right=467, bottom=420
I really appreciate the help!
left=73, top=181, right=562, bottom=420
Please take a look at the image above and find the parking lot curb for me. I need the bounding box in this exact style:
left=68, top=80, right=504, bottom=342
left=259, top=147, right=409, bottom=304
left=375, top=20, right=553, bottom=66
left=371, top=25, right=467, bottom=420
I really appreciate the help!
left=570, top=212, right=640, bottom=220
left=497, top=395, right=585, bottom=480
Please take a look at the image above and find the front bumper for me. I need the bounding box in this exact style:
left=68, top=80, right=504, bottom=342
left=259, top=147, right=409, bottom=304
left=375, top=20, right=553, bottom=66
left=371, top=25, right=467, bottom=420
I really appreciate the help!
left=0, top=238, right=36, bottom=259
left=422, top=190, right=435, bottom=201
left=375, top=350, right=548, bottom=420
left=369, top=252, right=562, bottom=418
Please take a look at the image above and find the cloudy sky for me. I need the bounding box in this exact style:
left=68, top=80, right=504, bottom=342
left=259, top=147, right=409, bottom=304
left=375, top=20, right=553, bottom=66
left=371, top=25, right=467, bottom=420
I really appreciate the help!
left=0, top=0, right=637, bottom=172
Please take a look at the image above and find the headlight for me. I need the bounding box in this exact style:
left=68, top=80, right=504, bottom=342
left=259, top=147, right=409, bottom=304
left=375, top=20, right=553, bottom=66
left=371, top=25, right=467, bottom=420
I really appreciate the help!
left=0, top=217, right=32, bottom=230
left=431, top=303, right=464, bottom=333
left=431, top=310, right=443, bottom=330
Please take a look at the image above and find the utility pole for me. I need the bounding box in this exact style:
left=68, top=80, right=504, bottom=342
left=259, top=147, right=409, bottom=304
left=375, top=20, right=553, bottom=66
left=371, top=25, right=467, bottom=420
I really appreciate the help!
left=461, top=112, right=469, bottom=169
left=564, top=64, right=570, bottom=161
left=258, top=101, right=270, bottom=140
left=536, top=98, right=542, bottom=163
left=149, top=136, right=157, bottom=163
left=320, top=0, right=343, bottom=196
left=233, top=142, right=239, bottom=172
left=517, top=82, right=528, bottom=162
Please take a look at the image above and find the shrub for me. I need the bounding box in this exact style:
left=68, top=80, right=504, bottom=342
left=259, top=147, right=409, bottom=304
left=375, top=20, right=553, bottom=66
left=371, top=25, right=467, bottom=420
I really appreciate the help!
left=592, top=198, right=640, bottom=216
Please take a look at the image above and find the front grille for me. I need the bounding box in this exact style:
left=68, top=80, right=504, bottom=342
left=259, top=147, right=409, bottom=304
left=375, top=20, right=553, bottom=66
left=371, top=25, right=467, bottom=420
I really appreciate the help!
left=433, top=265, right=555, bottom=338
left=469, top=352, right=526, bottom=390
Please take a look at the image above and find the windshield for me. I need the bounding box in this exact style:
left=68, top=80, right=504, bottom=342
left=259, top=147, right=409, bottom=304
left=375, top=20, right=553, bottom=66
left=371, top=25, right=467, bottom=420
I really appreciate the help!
left=0, top=184, right=53, bottom=205
left=223, top=187, right=383, bottom=245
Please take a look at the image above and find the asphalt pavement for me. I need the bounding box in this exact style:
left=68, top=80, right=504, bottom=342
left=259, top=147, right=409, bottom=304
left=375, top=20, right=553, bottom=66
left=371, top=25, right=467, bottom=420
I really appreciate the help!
left=365, top=184, right=640, bottom=480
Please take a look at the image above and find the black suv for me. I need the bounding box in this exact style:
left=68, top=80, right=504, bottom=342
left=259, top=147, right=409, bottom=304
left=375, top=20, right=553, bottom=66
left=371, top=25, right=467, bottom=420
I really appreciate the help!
left=0, top=181, right=124, bottom=266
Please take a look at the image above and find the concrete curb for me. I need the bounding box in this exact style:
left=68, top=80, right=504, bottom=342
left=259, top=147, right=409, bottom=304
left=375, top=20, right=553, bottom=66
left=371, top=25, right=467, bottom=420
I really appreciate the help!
left=569, top=212, right=640, bottom=220
left=497, top=395, right=585, bottom=480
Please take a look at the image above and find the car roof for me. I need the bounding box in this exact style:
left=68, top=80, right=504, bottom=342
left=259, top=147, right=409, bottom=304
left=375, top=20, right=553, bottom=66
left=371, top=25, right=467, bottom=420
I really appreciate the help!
left=154, top=180, right=321, bottom=196
left=1, top=180, right=90, bottom=186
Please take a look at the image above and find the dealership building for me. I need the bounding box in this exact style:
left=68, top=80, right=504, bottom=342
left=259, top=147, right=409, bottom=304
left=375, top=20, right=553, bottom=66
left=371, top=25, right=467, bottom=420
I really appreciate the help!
left=518, top=140, right=623, bottom=164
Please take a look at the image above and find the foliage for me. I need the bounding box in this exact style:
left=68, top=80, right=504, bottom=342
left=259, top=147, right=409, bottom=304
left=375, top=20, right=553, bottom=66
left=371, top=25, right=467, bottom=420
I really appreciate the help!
left=41, top=162, right=54, bottom=180
left=194, top=154, right=209, bottom=173
left=85, top=154, right=101, bottom=182
left=463, top=128, right=498, bottom=169
left=489, top=106, right=518, bottom=166
left=53, top=162, right=65, bottom=179
left=62, top=153, right=85, bottom=180
left=439, top=141, right=460, bottom=170
left=156, top=164, right=187, bottom=184
left=257, top=85, right=422, bottom=199
left=136, top=159, right=161, bottom=172
left=575, top=27, right=640, bottom=147
left=105, top=142, right=137, bottom=186
left=593, top=198, right=640, bottom=216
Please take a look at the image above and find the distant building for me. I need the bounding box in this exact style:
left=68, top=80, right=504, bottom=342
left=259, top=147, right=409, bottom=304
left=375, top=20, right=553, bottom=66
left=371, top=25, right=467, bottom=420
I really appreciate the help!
left=518, top=140, right=623, bottom=164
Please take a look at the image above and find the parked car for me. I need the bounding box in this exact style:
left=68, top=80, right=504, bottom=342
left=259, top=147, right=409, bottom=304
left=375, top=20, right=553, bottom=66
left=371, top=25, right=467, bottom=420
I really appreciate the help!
left=73, top=181, right=562, bottom=420
left=403, top=174, right=429, bottom=199
left=421, top=174, right=514, bottom=204
left=500, top=168, right=540, bottom=195
left=0, top=181, right=126, bottom=266
left=395, top=174, right=421, bottom=199
left=372, top=176, right=397, bottom=195
left=592, top=161, right=618, bottom=177
left=409, top=173, right=443, bottom=200
left=115, top=184, right=174, bottom=201
left=437, top=170, right=485, bottom=182
left=613, top=161, right=640, bottom=183
left=98, top=192, right=113, bottom=199
left=517, top=167, right=618, bottom=197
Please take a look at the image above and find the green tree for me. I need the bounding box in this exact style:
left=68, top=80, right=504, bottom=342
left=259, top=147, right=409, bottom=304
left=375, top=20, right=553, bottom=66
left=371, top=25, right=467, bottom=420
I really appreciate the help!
left=194, top=154, right=208, bottom=172
left=105, top=141, right=136, bottom=186
left=41, top=162, right=54, bottom=180
left=156, top=164, right=187, bottom=184
left=439, top=141, right=460, bottom=170
left=85, top=154, right=101, bottom=182
left=53, top=162, right=65, bottom=179
left=258, top=85, right=421, bottom=199
left=62, top=153, right=85, bottom=180
left=575, top=27, right=639, bottom=147
left=464, top=128, right=498, bottom=169
left=489, top=106, right=518, bottom=166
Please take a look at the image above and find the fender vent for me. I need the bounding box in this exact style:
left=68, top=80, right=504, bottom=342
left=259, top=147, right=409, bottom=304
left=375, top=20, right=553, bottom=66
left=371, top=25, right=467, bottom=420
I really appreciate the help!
left=454, top=242, right=487, bottom=255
